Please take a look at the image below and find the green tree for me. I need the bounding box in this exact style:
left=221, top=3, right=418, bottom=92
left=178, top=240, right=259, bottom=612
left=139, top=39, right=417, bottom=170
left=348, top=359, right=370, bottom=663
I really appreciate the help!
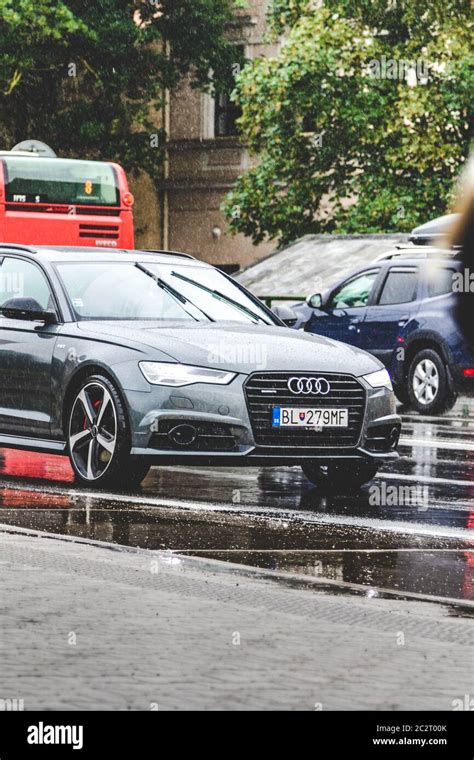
left=0, top=0, right=242, bottom=173
left=224, top=0, right=474, bottom=246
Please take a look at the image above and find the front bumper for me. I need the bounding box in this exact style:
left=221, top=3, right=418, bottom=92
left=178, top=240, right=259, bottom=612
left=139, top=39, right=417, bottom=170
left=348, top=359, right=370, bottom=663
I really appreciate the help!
left=125, top=372, right=401, bottom=465
left=128, top=447, right=400, bottom=466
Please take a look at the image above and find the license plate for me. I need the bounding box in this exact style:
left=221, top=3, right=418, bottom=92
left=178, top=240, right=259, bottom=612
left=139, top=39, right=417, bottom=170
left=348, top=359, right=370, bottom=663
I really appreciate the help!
left=272, top=407, right=349, bottom=428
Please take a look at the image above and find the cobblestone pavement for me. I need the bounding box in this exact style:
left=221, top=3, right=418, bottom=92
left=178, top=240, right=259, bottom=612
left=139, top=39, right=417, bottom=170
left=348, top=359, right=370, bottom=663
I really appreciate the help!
left=0, top=529, right=472, bottom=711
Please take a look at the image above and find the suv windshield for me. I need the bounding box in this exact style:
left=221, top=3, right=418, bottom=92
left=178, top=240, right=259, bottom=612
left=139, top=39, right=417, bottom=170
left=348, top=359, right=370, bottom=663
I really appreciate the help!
left=55, top=261, right=275, bottom=324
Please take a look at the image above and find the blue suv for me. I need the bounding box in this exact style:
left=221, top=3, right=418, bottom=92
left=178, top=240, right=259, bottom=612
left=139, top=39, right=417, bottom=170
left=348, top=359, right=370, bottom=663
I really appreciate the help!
left=302, top=247, right=474, bottom=414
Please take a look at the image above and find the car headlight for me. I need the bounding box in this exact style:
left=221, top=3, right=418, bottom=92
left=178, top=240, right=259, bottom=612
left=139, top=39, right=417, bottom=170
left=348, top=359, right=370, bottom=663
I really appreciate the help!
left=362, top=368, right=393, bottom=391
left=139, top=362, right=236, bottom=387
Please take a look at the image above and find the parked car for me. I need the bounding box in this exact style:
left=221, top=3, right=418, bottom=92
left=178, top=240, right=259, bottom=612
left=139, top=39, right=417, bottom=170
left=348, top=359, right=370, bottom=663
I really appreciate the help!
left=303, top=246, right=474, bottom=414
left=0, top=244, right=400, bottom=490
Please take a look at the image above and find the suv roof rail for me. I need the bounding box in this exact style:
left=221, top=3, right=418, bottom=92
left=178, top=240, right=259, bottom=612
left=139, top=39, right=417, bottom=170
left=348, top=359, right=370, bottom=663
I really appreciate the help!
left=373, top=248, right=457, bottom=262
left=0, top=243, right=38, bottom=254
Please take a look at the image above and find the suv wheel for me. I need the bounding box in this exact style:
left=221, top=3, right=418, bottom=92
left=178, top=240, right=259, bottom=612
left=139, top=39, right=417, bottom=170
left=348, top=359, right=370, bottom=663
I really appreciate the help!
left=301, top=461, right=379, bottom=490
left=407, top=349, right=457, bottom=415
left=67, top=374, right=149, bottom=489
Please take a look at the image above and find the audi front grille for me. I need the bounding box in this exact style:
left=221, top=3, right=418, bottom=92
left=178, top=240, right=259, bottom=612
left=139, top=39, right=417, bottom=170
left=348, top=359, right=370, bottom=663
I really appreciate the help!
left=244, top=372, right=366, bottom=447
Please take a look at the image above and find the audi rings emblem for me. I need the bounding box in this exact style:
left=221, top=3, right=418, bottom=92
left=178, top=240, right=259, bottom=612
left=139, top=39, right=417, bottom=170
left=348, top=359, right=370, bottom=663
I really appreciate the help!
left=287, top=376, right=331, bottom=395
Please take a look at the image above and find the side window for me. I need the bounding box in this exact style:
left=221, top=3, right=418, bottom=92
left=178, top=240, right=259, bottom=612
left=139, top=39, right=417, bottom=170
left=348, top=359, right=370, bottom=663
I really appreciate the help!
left=329, top=271, right=379, bottom=309
left=427, top=267, right=456, bottom=298
left=0, top=257, right=52, bottom=311
left=378, top=269, right=418, bottom=305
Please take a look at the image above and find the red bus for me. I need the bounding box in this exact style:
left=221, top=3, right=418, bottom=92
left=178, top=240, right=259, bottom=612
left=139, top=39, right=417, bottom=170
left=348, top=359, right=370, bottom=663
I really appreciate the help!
left=0, top=152, right=134, bottom=248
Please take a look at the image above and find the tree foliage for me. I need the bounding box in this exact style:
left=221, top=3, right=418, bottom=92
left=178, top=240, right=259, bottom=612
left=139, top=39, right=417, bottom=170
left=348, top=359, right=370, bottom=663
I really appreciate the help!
left=0, top=0, right=239, bottom=173
left=224, top=0, right=474, bottom=245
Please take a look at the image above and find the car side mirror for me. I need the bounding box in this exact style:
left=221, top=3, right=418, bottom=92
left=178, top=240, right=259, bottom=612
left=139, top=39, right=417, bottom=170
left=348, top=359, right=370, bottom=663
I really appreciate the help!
left=272, top=304, right=298, bottom=327
left=0, top=298, right=57, bottom=324
left=307, top=293, right=323, bottom=309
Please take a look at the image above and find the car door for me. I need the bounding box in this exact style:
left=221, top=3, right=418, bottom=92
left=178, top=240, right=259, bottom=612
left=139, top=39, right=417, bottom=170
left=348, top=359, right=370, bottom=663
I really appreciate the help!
left=0, top=255, right=60, bottom=437
left=360, top=266, right=420, bottom=365
left=306, top=269, right=380, bottom=347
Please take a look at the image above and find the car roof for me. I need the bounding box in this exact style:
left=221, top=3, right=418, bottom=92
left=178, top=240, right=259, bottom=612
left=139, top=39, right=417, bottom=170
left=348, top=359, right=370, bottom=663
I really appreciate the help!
left=0, top=244, right=211, bottom=267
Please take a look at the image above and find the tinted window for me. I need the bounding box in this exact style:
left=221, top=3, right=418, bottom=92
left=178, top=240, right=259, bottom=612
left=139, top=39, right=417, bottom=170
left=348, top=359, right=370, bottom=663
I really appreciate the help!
left=3, top=157, right=119, bottom=206
left=330, top=271, right=378, bottom=309
left=379, top=270, right=418, bottom=305
left=0, top=257, right=52, bottom=311
left=427, top=267, right=456, bottom=298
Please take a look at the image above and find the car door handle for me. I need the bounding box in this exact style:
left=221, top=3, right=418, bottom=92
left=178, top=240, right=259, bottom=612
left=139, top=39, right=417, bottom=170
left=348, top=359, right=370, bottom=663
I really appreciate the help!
left=398, top=316, right=409, bottom=326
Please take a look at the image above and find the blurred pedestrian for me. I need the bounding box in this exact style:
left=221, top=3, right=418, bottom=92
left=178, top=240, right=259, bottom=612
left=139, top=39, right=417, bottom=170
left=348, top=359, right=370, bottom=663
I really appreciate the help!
left=446, top=156, right=474, bottom=346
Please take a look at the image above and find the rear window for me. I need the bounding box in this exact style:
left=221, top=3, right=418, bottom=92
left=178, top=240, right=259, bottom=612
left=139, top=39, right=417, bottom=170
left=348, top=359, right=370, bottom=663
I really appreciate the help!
left=379, top=269, right=418, bottom=305
left=427, top=267, right=456, bottom=298
left=3, top=157, right=119, bottom=206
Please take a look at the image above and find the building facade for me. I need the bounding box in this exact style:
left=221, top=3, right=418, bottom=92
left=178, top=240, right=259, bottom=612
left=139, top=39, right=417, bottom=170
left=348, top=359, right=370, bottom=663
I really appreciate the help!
left=132, top=1, right=278, bottom=269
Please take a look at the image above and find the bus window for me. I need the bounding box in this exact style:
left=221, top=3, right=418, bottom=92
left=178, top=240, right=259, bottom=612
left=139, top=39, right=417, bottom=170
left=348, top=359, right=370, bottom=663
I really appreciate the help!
left=0, top=156, right=134, bottom=249
left=4, top=158, right=120, bottom=207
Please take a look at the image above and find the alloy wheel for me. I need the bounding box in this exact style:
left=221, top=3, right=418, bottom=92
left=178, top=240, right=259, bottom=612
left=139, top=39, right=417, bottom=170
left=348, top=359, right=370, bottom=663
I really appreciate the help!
left=412, top=358, right=439, bottom=405
left=69, top=382, right=117, bottom=481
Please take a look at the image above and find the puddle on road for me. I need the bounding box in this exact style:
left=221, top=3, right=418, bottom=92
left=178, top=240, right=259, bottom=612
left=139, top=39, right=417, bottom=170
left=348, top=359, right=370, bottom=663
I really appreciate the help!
left=0, top=450, right=472, bottom=603
left=199, top=548, right=474, bottom=604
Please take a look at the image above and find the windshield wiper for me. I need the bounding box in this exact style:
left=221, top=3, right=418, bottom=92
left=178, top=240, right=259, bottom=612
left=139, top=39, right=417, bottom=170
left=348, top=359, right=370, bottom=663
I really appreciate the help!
left=170, top=271, right=270, bottom=325
left=135, top=263, right=215, bottom=322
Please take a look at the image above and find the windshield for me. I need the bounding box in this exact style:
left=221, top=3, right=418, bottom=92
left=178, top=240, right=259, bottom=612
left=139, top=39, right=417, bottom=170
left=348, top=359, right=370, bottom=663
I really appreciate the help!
left=55, top=261, right=276, bottom=324
left=3, top=157, right=119, bottom=206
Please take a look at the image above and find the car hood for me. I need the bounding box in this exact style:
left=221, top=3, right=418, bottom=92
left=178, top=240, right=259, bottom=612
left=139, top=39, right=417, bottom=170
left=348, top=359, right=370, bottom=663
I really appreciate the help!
left=77, top=320, right=382, bottom=376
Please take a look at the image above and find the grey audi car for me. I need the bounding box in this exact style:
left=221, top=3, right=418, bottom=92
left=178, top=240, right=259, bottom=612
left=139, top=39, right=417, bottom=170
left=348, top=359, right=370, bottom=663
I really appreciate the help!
left=0, top=245, right=401, bottom=489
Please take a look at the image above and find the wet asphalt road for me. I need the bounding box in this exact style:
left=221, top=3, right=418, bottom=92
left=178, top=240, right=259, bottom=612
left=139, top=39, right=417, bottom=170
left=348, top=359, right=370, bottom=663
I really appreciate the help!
left=0, top=400, right=473, bottom=605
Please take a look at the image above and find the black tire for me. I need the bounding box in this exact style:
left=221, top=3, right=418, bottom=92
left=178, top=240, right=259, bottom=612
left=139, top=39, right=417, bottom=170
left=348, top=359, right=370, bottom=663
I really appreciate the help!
left=119, top=460, right=151, bottom=489
left=393, top=383, right=411, bottom=407
left=301, top=460, right=379, bottom=491
left=407, top=348, right=457, bottom=415
left=67, top=374, right=147, bottom=489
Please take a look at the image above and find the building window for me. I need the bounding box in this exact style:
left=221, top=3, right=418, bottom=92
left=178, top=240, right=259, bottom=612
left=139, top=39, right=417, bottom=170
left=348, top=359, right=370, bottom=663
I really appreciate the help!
left=214, top=45, right=245, bottom=138
left=214, top=93, right=242, bottom=137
